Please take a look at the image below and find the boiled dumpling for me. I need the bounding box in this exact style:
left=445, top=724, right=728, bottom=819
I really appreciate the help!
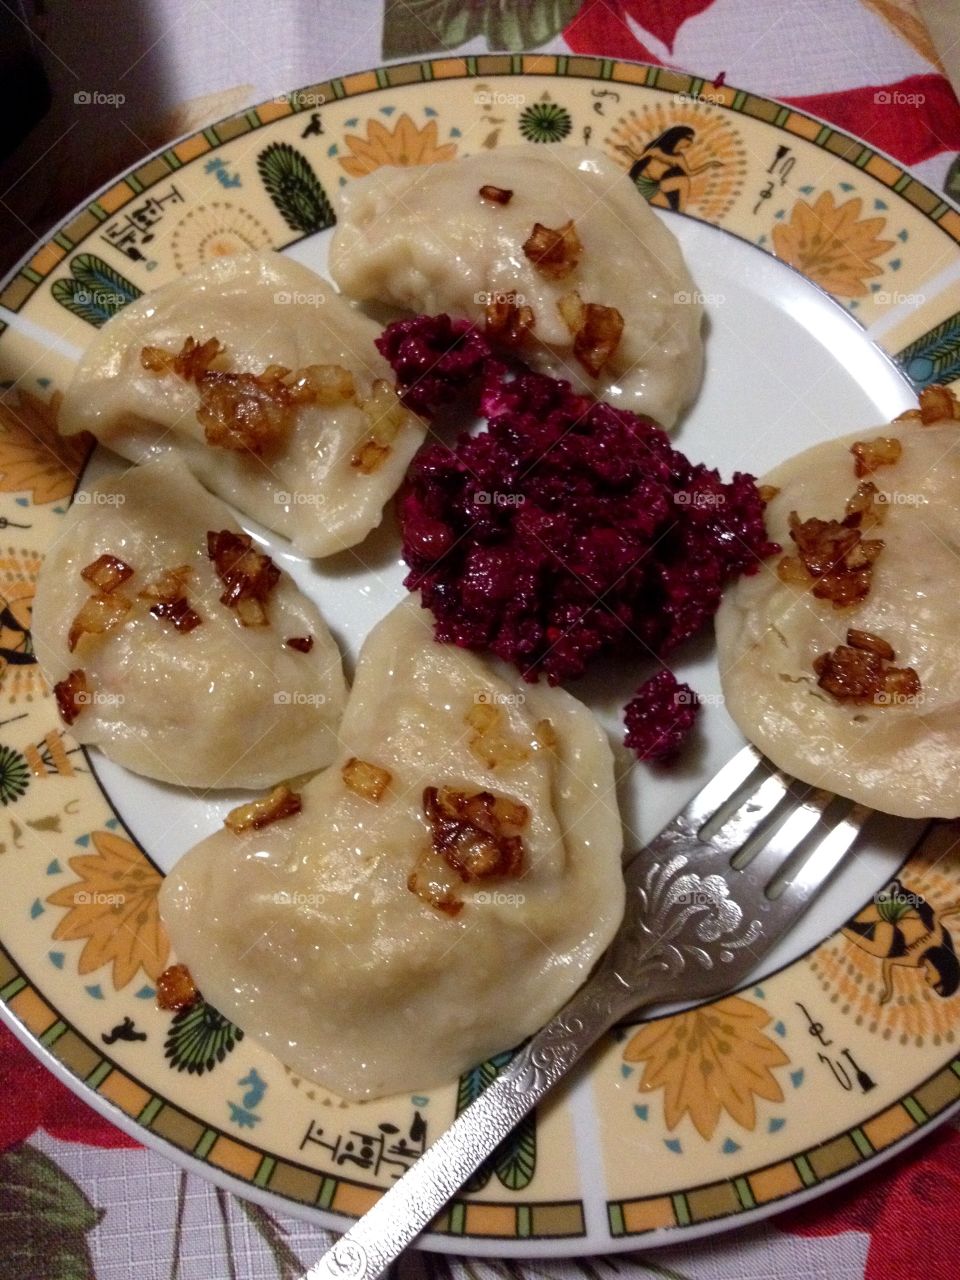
left=32, top=457, right=348, bottom=789
left=329, top=146, right=703, bottom=427
left=57, top=252, right=425, bottom=557
left=715, top=395, right=960, bottom=817
left=159, top=595, right=625, bottom=1099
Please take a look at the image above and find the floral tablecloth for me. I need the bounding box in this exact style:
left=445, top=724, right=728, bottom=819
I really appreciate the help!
left=3, top=2, right=960, bottom=1278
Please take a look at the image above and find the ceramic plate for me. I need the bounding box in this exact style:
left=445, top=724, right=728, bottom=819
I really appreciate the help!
left=2, top=58, right=960, bottom=1258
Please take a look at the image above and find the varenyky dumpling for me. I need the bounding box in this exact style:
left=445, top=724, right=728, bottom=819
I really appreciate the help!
left=58, top=252, right=426, bottom=557
left=715, top=389, right=960, bottom=818
left=32, top=457, right=348, bottom=789
left=329, top=146, right=703, bottom=427
left=159, top=596, right=625, bottom=1099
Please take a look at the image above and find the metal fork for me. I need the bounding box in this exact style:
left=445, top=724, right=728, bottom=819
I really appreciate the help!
left=305, top=745, right=871, bottom=1280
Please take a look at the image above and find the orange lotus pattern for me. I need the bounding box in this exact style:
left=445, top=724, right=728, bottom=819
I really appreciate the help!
left=47, top=830, right=169, bottom=990
left=772, top=190, right=895, bottom=298
left=0, top=390, right=92, bottom=505
left=623, top=994, right=789, bottom=1140
left=339, top=113, right=458, bottom=177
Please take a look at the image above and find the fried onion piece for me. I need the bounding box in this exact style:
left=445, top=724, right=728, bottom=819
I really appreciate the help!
left=341, top=756, right=392, bottom=802
left=896, top=384, right=960, bottom=426
left=207, top=529, right=281, bottom=627
left=80, top=555, right=133, bottom=594
left=846, top=628, right=895, bottom=660
left=844, top=480, right=887, bottom=530
left=351, top=379, right=415, bottom=474
left=851, top=437, right=902, bottom=478
left=285, top=635, right=314, bottom=653
left=139, top=564, right=202, bottom=631
left=149, top=597, right=203, bottom=632
left=141, top=335, right=223, bottom=380
left=465, top=701, right=529, bottom=769
left=156, top=963, right=200, bottom=1012
left=142, top=337, right=356, bottom=455
left=53, top=668, right=90, bottom=726
left=522, top=219, right=582, bottom=280
left=778, top=491, right=886, bottom=608
left=224, top=784, right=303, bottom=833
left=67, top=591, right=133, bottom=652
left=558, top=291, right=624, bottom=377
left=423, top=786, right=528, bottom=881
left=484, top=298, right=535, bottom=348
left=814, top=641, right=920, bottom=707
left=479, top=184, right=513, bottom=204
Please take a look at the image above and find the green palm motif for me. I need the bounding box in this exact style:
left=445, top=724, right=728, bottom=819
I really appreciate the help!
left=897, top=311, right=960, bottom=388
left=256, top=142, right=336, bottom=235
left=456, top=1048, right=537, bottom=1191
left=519, top=101, right=573, bottom=143
left=164, top=997, right=244, bottom=1075
left=51, top=255, right=141, bottom=328
left=0, top=744, right=29, bottom=806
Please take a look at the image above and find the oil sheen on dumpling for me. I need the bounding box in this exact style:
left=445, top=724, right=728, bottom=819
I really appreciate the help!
left=57, top=252, right=425, bottom=557
left=31, top=457, right=348, bottom=789
left=159, top=596, right=625, bottom=1099
left=715, top=411, right=960, bottom=818
left=329, top=146, right=703, bottom=427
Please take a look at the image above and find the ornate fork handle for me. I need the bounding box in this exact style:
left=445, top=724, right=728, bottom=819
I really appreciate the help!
left=305, top=966, right=646, bottom=1280
left=305, top=843, right=766, bottom=1280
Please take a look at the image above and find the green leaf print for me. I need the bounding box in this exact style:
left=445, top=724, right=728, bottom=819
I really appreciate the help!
left=456, top=1049, right=537, bottom=1191
left=382, top=0, right=581, bottom=58
left=0, top=1143, right=102, bottom=1279
left=256, top=143, right=336, bottom=235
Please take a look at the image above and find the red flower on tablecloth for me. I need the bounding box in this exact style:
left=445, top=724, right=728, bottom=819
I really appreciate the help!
left=564, top=0, right=716, bottom=63
left=776, top=1123, right=960, bottom=1280
left=563, top=7, right=960, bottom=167
left=0, top=1022, right=139, bottom=1151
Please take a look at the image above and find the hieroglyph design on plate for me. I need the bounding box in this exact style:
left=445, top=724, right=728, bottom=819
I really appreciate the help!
left=99, top=184, right=185, bottom=269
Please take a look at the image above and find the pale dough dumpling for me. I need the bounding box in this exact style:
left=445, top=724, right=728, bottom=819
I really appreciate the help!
left=716, top=408, right=960, bottom=817
left=159, top=596, right=625, bottom=1099
left=58, top=252, right=426, bottom=557
left=32, top=457, right=348, bottom=789
left=330, top=146, right=703, bottom=427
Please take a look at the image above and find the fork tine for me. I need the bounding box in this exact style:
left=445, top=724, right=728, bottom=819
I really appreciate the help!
left=773, top=802, right=873, bottom=908
left=709, top=769, right=792, bottom=855
left=680, top=744, right=764, bottom=829
left=721, top=799, right=869, bottom=923
left=729, top=786, right=834, bottom=871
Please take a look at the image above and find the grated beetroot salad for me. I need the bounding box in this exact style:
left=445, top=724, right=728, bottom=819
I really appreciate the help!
left=378, top=314, right=778, bottom=758
left=624, top=671, right=700, bottom=762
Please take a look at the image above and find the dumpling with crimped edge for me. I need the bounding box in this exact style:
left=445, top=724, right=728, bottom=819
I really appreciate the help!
left=329, top=146, right=703, bottom=427
left=57, top=251, right=426, bottom=557
left=715, top=388, right=960, bottom=818
left=31, top=456, right=348, bottom=789
left=159, top=595, right=625, bottom=1100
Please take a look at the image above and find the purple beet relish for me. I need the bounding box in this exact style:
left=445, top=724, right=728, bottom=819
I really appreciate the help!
left=374, top=313, right=494, bottom=417
left=624, top=670, right=700, bottom=762
left=382, top=311, right=777, bottom=761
